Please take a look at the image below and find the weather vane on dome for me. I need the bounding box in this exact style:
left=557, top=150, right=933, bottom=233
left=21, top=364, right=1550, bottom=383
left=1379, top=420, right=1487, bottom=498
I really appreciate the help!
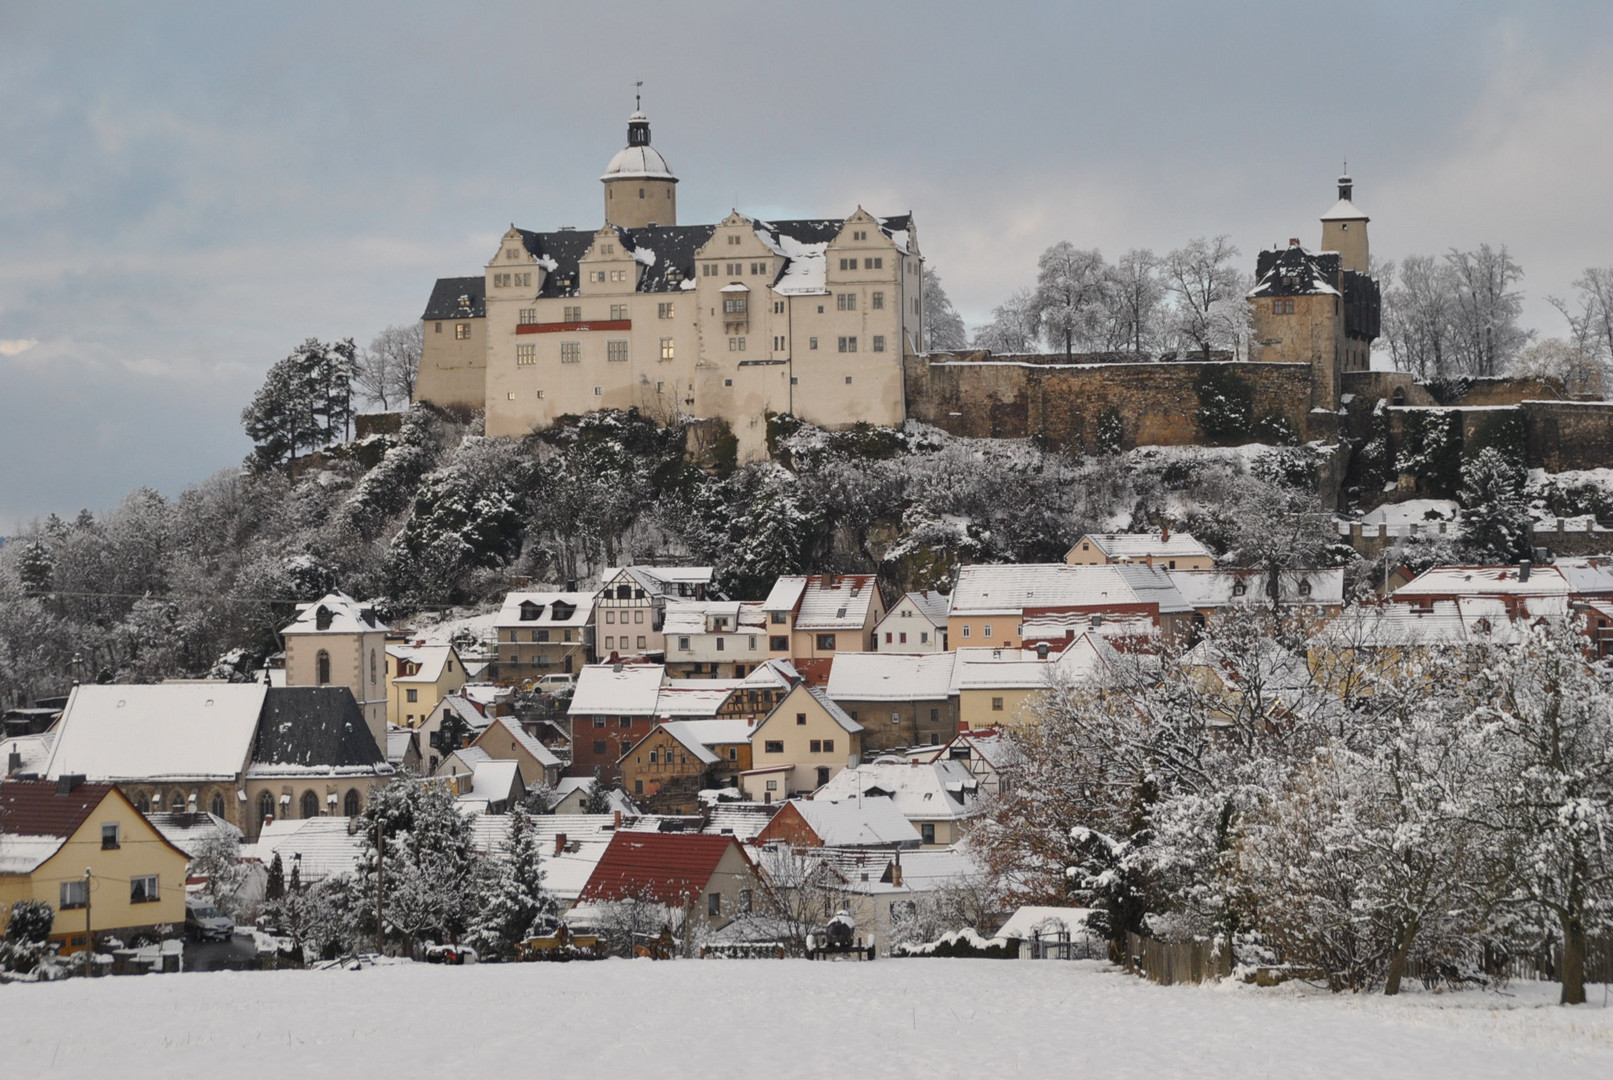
left=635, top=81, right=643, bottom=112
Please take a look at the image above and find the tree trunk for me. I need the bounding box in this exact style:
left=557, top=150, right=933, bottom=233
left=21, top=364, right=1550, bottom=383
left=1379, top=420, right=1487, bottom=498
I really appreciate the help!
left=1560, top=912, right=1587, bottom=1005
left=1383, top=919, right=1418, bottom=996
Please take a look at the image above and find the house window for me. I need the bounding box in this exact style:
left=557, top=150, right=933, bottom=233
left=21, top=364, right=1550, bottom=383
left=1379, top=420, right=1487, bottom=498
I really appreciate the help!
left=102, top=823, right=120, bottom=850
left=516, top=344, right=535, bottom=365
left=810, top=739, right=822, bottom=753
left=61, top=880, right=88, bottom=910
left=724, top=297, right=747, bottom=316
left=716, top=637, right=726, bottom=652
left=316, top=650, right=331, bottom=685
left=620, top=718, right=633, bottom=728
left=561, top=342, right=581, bottom=363
left=796, top=713, right=807, bottom=725
left=899, top=632, right=907, bottom=644
left=564, top=305, right=582, bottom=322
left=708, top=893, right=722, bottom=916
left=921, top=823, right=936, bottom=845
left=1232, top=580, right=1248, bottom=597
left=766, top=779, right=779, bottom=791
left=454, top=323, right=470, bottom=339
left=593, top=718, right=606, bottom=728
left=872, top=291, right=884, bottom=309
left=837, top=337, right=857, bottom=353
left=636, top=636, right=647, bottom=649
left=659, top=302, right=675, bottom=319
left=519, top=308, right=537, bottom=324
left=728, top=747, right=738, bottom=761
left=678, top=636, right=691, bottom=651
left=300, top=791, right=320, bottom=818
left=739, top=889, right=753, bottom=912
left=435, top=322, right=443, bottom=333
left=770, top=635, right=788, bottom=651
left=816, top=634, right=836, bottom=650
left=765, top=740, right=784, bottom=754
left=649, top=749, right=659, bottom=764
left=610, top=302, right=629, bottom=320
left=961, top=624, right=971, bottom=638
left=406, top=689, right=418, bottom=703
left=660, top=337, right=675, bottom=360
left=594, top=740, right=607, bottom=755
left=130, top=875, right=160, bottom=904
left=992, top=696, right=1005, bottom=711
left=983, top=624, right=993, bottom=639
left=809, top=337, right=818, bottom=350
left=836, top=293, right=857, bottom=311
left=873, top=335, right=886, bottom=352
left=635, top=780, right=644, bottom=794
left=920, top=632, right=929, bottom=643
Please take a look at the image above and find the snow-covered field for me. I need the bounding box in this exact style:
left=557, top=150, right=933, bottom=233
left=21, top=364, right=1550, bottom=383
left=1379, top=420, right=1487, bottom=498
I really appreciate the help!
left=5, top=960, right=1610, bottom=1078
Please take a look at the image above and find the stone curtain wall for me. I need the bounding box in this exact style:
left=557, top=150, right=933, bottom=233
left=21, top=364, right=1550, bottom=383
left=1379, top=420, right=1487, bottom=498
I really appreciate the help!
left=1526, top=401, right=1613, bottom=471
left=904, top=354, right=1315, bottom=451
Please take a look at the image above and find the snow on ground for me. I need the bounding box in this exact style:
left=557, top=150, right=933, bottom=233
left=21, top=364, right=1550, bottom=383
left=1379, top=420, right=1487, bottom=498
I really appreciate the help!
left=4, top=960, right=1610, bottom=1079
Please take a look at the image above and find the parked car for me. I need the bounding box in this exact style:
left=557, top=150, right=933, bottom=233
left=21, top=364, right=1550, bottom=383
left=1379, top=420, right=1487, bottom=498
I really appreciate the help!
left=185, top=898, right=234, bottom=942
left=536, top=673, right=576, bottom=695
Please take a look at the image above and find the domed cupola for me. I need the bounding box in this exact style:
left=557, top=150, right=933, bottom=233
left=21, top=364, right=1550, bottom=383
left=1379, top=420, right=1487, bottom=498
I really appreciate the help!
left=601, top=107, right=678, bottom=229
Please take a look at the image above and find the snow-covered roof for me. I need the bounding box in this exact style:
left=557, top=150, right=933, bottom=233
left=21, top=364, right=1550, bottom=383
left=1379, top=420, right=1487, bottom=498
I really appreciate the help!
left=281, top=592, right=386, bottom=636
left=495, top=591, right=596, bottom=628
left=702, top=801, right=778, bottom=840
left=950, top=563, right=1190, bottom=616
left=660, top=717, right=753, bottom=747
left=1392, top=565, right=1573, bottom=599
left=762, top=576, right=808, bottom=612
left=601, top=143, right=675, bottom=181
left=788, top=796, right=921, bottom=847
left=1320, top=197, right=1368, bottom=221
left=387, top=643, right=455, bottom=684
left=246, top=818, right=366, bottom=883
left=900, top=590, right=951, bottom=624
left=813, top=759, right=979, bottom=821
left=998, top=905, right=1096, bottom=941
left=650, top=722, right=720, bottom=766
left=145, top=811, right=242, bottom=858
left=1069, top=530, right=1212, bottom=562
left=1552, top=559, right=1613, bottom=596
left=1167, top=569, right=1345, bottom=608
left=661, top=601, right=766, bottom=636
left=467, top=759, right=523, bottom=803
left=1359, top=499, right=1459, bottom=527
left=1, top=730, right=55, bottom=776
left=385, top=727, right=417, bottom=766
left=948, top=648, right=1055, bottom=693
left=568, top=664, right=667, bottom=715
left=44, top=684, right=265, bottom=783
left=653, top=686, right=737, bottom=719
left=1313, top=600, right=1534, bottom=648
left=826, top=653, right=955, bottom=702
left=793, top=574, right=880, bottom=631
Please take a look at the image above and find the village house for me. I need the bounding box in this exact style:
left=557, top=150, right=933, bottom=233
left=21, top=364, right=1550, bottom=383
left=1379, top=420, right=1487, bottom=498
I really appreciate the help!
left=576, top=832, right=766, bottom=931
left=918, top=727, right=1020, bottom=798
left=416, top=693, right=490, bottom=774
left=385, top=726, right=423, bottom=772
left=823, top=652, right=958, bottom=752
left=739, top=682, right=863, bottom=802
left=754, top=796, right=921, bottom=849
left=1168, top=567, right=1346, bottom=622
left=566, top=663, right=669, bottom=782
left=662, top=600, right=769, bottom=678
left=0, top=778, right=190, bottom=954
left=813, top=758, right=981, bottom=847
left=617, top=718, right=754, bottom=811
left=493, top=591, right=595, bottom=681
left=384, top=641, right=467, bottom=727
left=873, top=590, right=950, bottom=652
left=949, top=635, right=1115, bottom=731
left=948, top=563, right=1194, bottom=651
left=465, top=715, right=564, bottom=790
left=1065, top=529, right=1214, bottom=570
left=763, top=573, right=886, bottom=662
left=596, top=566, right=717, bottom=660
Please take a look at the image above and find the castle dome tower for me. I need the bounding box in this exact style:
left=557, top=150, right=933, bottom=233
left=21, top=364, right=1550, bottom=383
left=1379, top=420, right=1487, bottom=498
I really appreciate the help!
left=600, top=108, right=678, bottom=229
left=1320, top=171, right=1369, bottom=274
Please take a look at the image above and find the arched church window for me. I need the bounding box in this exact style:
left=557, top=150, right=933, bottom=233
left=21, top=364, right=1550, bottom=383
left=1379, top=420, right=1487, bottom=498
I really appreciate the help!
left=300, top=790, right=320, bottom=819
left=344, top=789, right=361, bottom=817
left=134, top=792, right=150, bottom=814
left=259, top=791, right=274, bottom=826
left=210, top=792, right=226, bottom=819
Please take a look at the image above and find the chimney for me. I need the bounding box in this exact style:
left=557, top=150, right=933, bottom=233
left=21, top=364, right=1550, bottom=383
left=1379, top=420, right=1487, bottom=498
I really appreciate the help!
left=554, top=832, right=568, bottom=856
left=613, top=810, right=622, bottom=829
left=7, top=749, right=21, bottom=776
left=565, top=579, right=578, bottom=593
left=55, top=774, right=85, bottom=796
left=1288, top=237, right=1301, bottom=248
left=1518, top=560, right=1532, bottom=583
left=1160, top=524, right=1170, bottom=543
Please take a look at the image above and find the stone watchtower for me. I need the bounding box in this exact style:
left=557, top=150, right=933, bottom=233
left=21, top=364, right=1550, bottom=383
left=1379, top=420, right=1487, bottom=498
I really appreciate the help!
left=1247, top=174, right=1381, bottom=412
left=279, top=592, right=390, bottom=754
left=600, top=109, right=678, bottom=229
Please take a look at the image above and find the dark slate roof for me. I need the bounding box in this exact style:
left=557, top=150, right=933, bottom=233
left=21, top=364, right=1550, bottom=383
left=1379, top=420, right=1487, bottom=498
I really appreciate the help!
left=251, top=687, right=386, bottom=770
left=1249, top=245, right=1342, bottom=298
left=422, top=276, right=486, bottom=321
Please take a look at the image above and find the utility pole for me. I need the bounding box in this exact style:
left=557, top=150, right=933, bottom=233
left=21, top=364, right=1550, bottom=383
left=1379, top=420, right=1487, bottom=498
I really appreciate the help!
left=82, top=868, right=92, bottom=979
left=375, top=819, right=385, bottom=956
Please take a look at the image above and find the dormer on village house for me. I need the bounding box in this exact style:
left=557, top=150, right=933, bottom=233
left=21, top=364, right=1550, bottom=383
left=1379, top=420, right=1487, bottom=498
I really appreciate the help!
left=487, top=227, right=540, bottom=295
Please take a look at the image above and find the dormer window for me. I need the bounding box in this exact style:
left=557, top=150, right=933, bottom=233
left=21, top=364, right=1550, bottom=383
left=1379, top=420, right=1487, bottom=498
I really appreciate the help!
left=519, top=601, right=544, bottom=622
left=1231, top=581, right=1248, bottom=597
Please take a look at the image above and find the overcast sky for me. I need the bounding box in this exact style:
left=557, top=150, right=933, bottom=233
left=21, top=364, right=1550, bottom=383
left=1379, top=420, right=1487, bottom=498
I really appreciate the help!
left=3, top=1, right=1611, bottom=531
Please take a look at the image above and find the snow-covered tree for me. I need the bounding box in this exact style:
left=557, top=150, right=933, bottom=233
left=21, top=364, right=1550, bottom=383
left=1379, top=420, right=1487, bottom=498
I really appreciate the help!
left=468, top=813, right=558, bottom=960
left=972, top=288, right=1042, bottom=353
left=1032, top=242, right=1109, bottom=359
left=352, top=777, right=483, bottom=954
left=1458, top=447, right=1531, bottom=563
left=1163, top=236, right=1248, bottom=360
left=191, top=831, right=247, bottom=911
left=1446, top=244, right=1529, bottom=377
left=356, top=323, right=424, bottom=411
left=921, top=269, right=968, bottom=352
left=1101, top=248, right=1166, bottom=355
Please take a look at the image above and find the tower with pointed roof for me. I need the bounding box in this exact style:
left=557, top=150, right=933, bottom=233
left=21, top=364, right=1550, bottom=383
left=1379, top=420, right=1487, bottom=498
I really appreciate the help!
left=601, top=107, right=678, bottom=229
left=1320, top=172, right=1369, bottom=274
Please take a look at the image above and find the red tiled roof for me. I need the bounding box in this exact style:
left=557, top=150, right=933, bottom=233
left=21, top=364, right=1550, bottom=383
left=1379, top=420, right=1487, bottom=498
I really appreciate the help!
left=578, top=832, right=747, bottom=906
left=0, top=779, right=119, bottom=838
left=791, top=658, right=834, bottom=687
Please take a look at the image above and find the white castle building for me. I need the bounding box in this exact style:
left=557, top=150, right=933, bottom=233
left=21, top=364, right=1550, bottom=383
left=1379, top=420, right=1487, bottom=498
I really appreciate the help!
left=416, top=107, right=924, bottom=459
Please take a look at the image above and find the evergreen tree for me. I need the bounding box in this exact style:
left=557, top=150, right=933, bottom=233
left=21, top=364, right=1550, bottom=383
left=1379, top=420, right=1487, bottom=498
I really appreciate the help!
left=266, top=852, right=286, bottom=903
left=580, top=777, right=615, bottom=815
left=469, top=812, right=558, bottom=959
left=18, top=541, right=51, bottom=594
left=1459, top=447, right=1531, bottom=562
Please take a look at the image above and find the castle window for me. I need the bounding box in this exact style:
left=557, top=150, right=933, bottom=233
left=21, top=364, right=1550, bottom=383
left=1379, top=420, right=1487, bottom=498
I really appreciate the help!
left=774, top=336, right=786, bottom=350
left=1273, top=299, right=1295, bottom=315
left=724, top=378, right=733, bottom=386
left=610, top=304, right=628, bottom=320
left=728, top=337, right=746, bottom=352
left=853, top=230, right=867, bottom=240
left=838, top=337, right=858, bottom=353
left=601, top=243, right=614, bottom=255
left=724, top=297, right=747, bottom=315
left=773, top=301, right=784, bottom=314
left=638, top=188, right=645, bottom=198
left=594, top=386, right=602, bottom=396
left=809, top=337, right=818, bottom=350
left=561, top=342, right=581, bottom=363
left=751, top=262, right=767, bottom=275
left=872, top=291, right=884, bottom=309
left=592, top=270, right=607, bottom=282
left=564, top=305, right=582, bottom=322
left=435, top=322, right=442, bottom=333
left=845, top=376, right=853, bottom=384
left=836, top=293, right=857, bottom=311
left=727, top=263, right=742, bottom=276
left=873, top=336, right=886, bottom=353
left=316, top=650, right=331, bottom=685
left=728, top=234, right=741, bottom=245
left=519, top=308, right=537, bottom=325
left=454, top=323, right=470, bottom=339
left=517, top=344, right=535, bottom=366
left=344, top=789, right=361, bottom=817
left=258, top=791, right=274, bottom=825
left=840, top=258, right=858, bottom=271
left=608, top=340, right=629, bottom=362
left=660, top=337, right=674, bottom=360
left=867, top=257, right=883, bottom=270
left=659, top=302, right=675, bottom=319
left=493, top=273, right=509, bottom=288
left=300, top=790, right=319, bottom=819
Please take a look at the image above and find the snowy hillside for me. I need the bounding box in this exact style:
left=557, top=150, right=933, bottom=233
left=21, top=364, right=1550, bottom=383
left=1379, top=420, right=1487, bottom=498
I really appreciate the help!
left=6, top=960, right=1609, bottom=1079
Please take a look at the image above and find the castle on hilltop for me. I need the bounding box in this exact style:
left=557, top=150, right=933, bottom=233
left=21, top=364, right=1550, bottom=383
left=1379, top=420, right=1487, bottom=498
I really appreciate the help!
left=415, top=107, right=921, bottom=460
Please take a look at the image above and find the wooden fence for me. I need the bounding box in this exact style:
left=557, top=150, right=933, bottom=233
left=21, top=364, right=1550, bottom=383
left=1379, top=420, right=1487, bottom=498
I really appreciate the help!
left=1406, top=940, right=1613, bottom=988
left=1123, top=932, right=1232, bottom=986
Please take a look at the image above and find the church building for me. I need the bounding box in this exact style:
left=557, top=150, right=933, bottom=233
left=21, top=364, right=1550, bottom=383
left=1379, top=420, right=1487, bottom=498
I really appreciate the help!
left=416, top=106, right=924, bottom=460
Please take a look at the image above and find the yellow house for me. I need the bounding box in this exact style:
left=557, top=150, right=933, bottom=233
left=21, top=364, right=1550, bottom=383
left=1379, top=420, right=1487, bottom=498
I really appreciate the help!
left=1064, top=530, right=1214, bottom=570
left=0, top=779, right=190, bottom=953
left=741, top=683, right=864, bottom=801
left=386, top=642, right=467, bottom=727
